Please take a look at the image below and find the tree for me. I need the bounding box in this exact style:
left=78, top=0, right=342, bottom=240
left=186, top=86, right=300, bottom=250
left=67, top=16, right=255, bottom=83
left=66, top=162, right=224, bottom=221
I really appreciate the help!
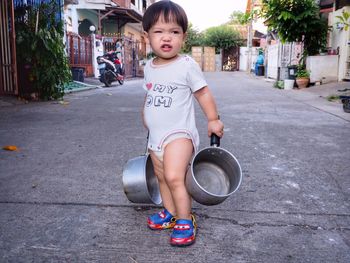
left=203, top=25, right=243, bottom=52
left=182, top=23, right=203, bottom=53
left=228, top=11, right=246, bottom=25
left=261, top=0, right=328, bottom=60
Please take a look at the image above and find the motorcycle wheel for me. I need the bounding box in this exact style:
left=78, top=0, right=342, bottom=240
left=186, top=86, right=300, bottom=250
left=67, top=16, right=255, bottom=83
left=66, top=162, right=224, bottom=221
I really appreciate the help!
left=118, top=67, right=125, bottom=85
left=118, top=78, right=124, bottom=85
left=103, top=73, right=112, bottom=87
left=104, top=80, right=112, bottom=87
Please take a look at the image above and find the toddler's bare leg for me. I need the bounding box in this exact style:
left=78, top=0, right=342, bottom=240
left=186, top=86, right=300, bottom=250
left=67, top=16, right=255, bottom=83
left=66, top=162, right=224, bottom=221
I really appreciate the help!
left=163, top=138, right=193, bottom=220
left=149, top=151, right=176, bottom=215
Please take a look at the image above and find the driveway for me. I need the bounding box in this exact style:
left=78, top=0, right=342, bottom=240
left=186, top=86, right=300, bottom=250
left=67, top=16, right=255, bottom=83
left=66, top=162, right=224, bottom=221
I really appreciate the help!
left=0, top=71, right=349, bottom=262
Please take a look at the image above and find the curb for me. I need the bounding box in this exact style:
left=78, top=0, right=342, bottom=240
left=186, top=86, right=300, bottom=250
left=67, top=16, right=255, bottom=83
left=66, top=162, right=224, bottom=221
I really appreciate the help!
left=64, top=81, right=101, bottom=94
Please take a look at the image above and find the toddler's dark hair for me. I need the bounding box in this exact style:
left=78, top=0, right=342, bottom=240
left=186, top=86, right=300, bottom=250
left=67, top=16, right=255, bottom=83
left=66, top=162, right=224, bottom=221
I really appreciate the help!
left=142, top=0, right=188, bottom=33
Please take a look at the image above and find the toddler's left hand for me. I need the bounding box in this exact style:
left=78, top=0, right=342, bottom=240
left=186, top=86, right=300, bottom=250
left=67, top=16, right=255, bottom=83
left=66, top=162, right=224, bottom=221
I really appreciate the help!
left=208, top=119, right=224, bottom=138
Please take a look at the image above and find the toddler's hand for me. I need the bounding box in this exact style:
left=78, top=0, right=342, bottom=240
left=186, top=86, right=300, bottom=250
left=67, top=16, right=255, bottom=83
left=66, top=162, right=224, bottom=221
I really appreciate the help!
left=208, top=119, right=224, bottom=138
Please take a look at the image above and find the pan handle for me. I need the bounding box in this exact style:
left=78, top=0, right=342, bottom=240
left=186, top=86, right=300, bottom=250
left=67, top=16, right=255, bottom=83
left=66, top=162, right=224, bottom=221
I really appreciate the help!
left=210, top=134, right=220, bottom=147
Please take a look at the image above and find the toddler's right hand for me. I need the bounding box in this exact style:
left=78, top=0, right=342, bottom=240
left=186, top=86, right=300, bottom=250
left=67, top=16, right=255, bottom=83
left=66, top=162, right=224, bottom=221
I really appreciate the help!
left=208, top=119, right=224, bottom=138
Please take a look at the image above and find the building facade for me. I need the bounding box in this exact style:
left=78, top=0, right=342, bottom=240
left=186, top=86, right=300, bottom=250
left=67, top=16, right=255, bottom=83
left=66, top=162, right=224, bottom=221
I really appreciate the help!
left=64, top=0, right=155, bottom=78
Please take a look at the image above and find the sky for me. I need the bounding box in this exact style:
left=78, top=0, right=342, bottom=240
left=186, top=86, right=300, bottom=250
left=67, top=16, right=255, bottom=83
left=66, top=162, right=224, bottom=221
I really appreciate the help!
left=171, top=0, right=248, bottom=31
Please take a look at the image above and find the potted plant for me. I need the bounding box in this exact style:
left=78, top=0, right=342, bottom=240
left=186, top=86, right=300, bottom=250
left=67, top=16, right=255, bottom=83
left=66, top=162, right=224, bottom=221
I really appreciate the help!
left=295, top=64, right=310, bottom=89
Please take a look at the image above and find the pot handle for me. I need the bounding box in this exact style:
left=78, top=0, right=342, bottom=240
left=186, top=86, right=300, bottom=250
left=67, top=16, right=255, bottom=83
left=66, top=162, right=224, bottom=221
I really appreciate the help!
left=210, top=134, right=220, bottom=147
left=144, top=131, right=150, bottom=154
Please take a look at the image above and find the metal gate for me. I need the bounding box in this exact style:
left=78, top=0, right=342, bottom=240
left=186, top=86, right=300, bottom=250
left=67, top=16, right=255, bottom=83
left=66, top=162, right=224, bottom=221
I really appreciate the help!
left=280, top=42, right=303, bottom=67
left=222, top=47, right=239, bottom=71
left=0, top=0, right=18, bottom=95
left=66, top=32, right=94, bottom=77
left=267, top=42, right=303, bottom=80
left=123, top=37, right=142, bottom=78
left=102, top=36, right=143, bottom=78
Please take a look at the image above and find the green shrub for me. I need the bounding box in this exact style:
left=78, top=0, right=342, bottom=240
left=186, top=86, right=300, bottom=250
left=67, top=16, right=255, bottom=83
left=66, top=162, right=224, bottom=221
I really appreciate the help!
left=15, top=0, right=71, bottom=100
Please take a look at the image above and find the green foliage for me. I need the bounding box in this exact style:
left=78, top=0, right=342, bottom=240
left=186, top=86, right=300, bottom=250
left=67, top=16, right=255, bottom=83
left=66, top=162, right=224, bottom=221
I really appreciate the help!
left=295, top=64, right=310, bottom=78
left=15, top=0, right=71, bottom=100
left=202, top=25, right=243, bottom=51
left=261, top=0, right=328, bottom=57
left=229, top=11, right=247, bottom=25
left=182, top=23, right=244, bottom=54
left=234, top=9, right=260, bottom=25
left=327, top=95, right=340, bottom=102
left=183, top=23, right=203, bottom=53
left=146, top=51, right=156, bottom=59
left=274, top=80, right=284, bottom=89
left=303, top=17, right=329, bottom=56
left=336, top=11, right=350, bottom=31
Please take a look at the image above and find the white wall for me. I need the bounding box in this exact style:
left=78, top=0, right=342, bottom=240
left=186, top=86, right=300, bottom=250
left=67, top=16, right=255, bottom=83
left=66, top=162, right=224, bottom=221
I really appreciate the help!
left=307, top=55, right=339, bottom=83
left=239, top=47, right=259, bottom=72
left=65, top=5, right=100, bottom=34
left=267, top=43, right=279, bottom=79
left=239, top=47, right=248, bottom=71
left=329, top=6, right=350, bottom=81
left=92, top=35, right=104, bottom=78
left=124, top=23, right=143, bottom=41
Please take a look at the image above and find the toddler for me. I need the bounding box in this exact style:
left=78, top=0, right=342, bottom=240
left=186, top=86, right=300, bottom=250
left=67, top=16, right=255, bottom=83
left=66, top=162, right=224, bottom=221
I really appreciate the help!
left=142, top=0, right=224, bottom=246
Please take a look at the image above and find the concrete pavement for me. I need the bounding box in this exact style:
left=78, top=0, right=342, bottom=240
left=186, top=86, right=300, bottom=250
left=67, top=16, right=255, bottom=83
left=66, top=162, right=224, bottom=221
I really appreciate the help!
left=0, top=71, right=349, bottom=262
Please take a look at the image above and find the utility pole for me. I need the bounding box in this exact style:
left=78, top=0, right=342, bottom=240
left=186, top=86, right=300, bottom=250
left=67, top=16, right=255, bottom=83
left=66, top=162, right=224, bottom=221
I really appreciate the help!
left=247, top=0, right=254, bottom=73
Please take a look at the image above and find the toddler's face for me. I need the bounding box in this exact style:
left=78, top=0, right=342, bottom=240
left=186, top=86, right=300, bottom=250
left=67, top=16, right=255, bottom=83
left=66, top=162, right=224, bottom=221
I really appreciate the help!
left=146, top=17, right=186, bottom=64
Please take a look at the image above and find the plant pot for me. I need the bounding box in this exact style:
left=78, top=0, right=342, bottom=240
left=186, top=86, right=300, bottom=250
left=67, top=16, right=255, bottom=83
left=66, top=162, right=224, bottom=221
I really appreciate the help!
left=284, top=79, right=295, bottom=90
left=340, top=96, right=350, bottom=113
left=296, top=77, right=309, bottom=89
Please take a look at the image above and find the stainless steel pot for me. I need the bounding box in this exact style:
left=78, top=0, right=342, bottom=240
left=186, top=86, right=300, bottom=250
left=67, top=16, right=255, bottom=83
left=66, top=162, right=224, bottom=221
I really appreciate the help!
left=186, top=135, right=242, bottom=205
left=122, top=154, right=162, bottom=205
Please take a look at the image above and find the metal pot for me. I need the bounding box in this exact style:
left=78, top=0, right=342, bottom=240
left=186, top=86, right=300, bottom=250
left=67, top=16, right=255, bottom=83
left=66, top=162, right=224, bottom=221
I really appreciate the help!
left=122, top=154, right=162, bottom=205
left=186, top=135, right=242, bottom=206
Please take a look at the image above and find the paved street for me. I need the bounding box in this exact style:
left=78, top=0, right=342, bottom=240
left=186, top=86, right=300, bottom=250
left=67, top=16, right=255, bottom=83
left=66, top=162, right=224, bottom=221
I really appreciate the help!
left=0, top=71, right=349, bottom=262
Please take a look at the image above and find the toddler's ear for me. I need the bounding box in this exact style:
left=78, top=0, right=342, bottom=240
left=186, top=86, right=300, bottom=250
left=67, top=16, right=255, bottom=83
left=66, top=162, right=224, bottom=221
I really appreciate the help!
left=143, top=31, right=148, bottom=38
left=143, top=31, right=149, bottom=43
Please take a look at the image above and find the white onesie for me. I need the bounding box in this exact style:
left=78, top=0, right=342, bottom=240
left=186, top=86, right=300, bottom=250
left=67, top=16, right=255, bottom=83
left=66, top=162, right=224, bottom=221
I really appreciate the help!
left=143, top=55, right=207, bottom=153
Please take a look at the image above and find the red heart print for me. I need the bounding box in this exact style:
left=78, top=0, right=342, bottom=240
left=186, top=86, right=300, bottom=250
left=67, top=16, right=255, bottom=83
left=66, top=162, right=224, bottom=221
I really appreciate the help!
left=146, top=83, right=152, bottom=90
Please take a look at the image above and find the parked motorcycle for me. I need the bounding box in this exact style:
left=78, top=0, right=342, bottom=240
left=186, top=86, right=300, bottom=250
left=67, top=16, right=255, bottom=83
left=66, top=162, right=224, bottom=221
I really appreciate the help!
left=97, top=51, right=125, bottom=87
